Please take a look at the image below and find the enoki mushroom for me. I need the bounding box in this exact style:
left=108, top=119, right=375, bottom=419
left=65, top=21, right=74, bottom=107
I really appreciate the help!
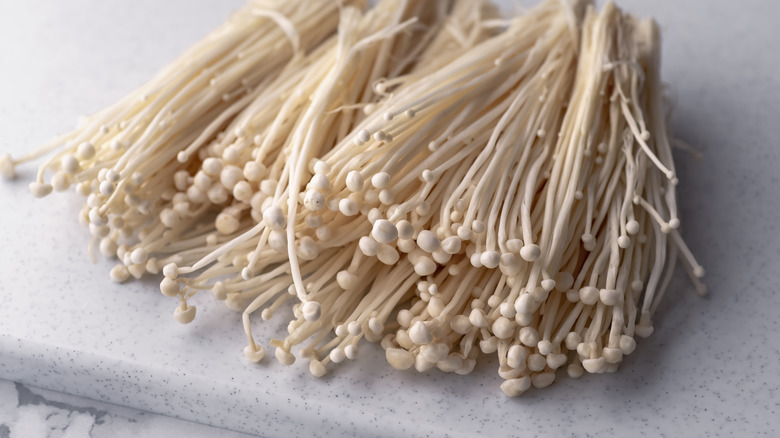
left=2, top=0, right=704, bottom=396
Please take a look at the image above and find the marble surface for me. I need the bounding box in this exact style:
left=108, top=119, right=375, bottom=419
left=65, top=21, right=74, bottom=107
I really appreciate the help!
left=1, top=0, right=779, bottom=437
left=0, top=379, right=255, bottom=438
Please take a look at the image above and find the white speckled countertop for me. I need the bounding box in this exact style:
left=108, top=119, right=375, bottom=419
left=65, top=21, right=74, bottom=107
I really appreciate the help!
left=1, top=0, right=779, bottom=436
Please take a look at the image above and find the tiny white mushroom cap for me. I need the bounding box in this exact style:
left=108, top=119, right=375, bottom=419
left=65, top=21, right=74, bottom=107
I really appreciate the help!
left=567, top=362, right=585, bottom=378
left=619, top=335, right=637, bottom=354
left=426, top=296, right=444, bottom=318
left=263, top=205, right=285, bottom=230
left=88, top=207, right=107, bottom=226
left=582, top=234, right=597, bottom=251
left=518, top=327, right=539, bottom=347
left=52, top=172, right=70, bottom=192
left=356, top=129, right=370, bottom=144
left=160, top=277, right=180, bottom=297
left=275, top=347, right=296, bottom=365
left=414, top=354, right=436, bottom=373
left=338, top=198, right=359, bottom=216
left=99, top=237, right=118, bottom=258
left=259, top=179, right=277, bottom=195
left=479, top=336, right=499, bottom=354
left=367, top=207, right=382, bottom=224
left=216, top=212, right=241, bottom=235
left=313, top=160, right=330, bottom=175
left=480, top=251, right=500, bottom=269
left=537, top=340, right=553, bottom=356
left=371, top=172, right=390, bottom=189
left=413, top=257, right=436, bottom=276
left=130, top=247, right=148, bottom=265
left=455, top=359, right=476, bottom=376
left=61, top=154, right=80, bottom=174
left=626, top=220, right=640, bottom=235
left=346, top=171, right=364, bottom=192
left=220, top=165, right=243, bottom=191
left=302, top=301, right=321, bottom=322
left=514, top=293, right=536, bottom=314
left=212, top=282, right=228, bottom=301
left=409, top=321, right=432, bottom=345
left=163, top=263, right=179, bottom=280
left=469, top=308, right=489, bottom=328
left=315, top=225, right=331, bottom=241
left=437, top=354, right=463, bottom=373
left=109, top=265, right=130, bottom=283
left=416, top=230, right=440, bottom=253
left=579, top=286, right=600, bottom=305
left=635, top=321, right=654, bottom=338
left=243, top=161, right=266, bottom=182
left=336, top=270, right=358, bottom=290
left=603, top=347, right=623, bottom=364
left=507, top=345, right=528, bottom=369
left=397, top=309, right=413, bottom=328
left=347, top=321, right=361, bottom=336
left=329, top=348, right=346, bottom=363
left=500, top=376, right=531, bottom=397
left=492, top=316, right=514, bottom=339
left=0, top=153, right=16, bottom=179
left=582, top=357, right=607, bottom=374
left=309, top=360, right=327, bottom=377
left=344, top=344, right=358, bottom=360
left=202, top=157, right=223, bottom=176
left=519, top=244, right=541, bottom=262
left=243, top=345, right=265, bottom=362
left=531, top=372, right=556, bottom=388
left=29, top=182, right=53, bottom=198
left=506, top=238, right=523, bottom=253
left=304, top=189, right=326, bottom=211
left=396, top=220, right=414, bottom=240
left=371, top=219, right=398, bottom=244
left=420, top=343, right=449, bottom=363
left=441, top=236, right=461, bottom=254
left=77, top=142, right=96, bottom=160
left=450, top=315, right=471, bottom=334
left=527, top=353, right=547, bottom=371
left=368, top=317, right=383, bottom=335
left=174, top=303, right=196, bottom=324
left=600, top=288, right=621, bottom=306
left=546, top=353, right=568, bottom=370
left=565, top=332, right=582, bottom=350
left=377, top=244, right=400, bottom=265
left=296, top=236, right=319, bottom=260
left=233, top=181, right=253, bottom=203
left=310, top=173, right=330, bottom=191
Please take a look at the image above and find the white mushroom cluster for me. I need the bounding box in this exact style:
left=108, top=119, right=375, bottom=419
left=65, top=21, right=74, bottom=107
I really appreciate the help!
left=3, top=0, right=704, bottom=396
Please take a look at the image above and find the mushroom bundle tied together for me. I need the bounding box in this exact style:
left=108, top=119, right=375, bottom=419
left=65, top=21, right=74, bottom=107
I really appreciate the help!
left=2, top=0, right=704, bottom=396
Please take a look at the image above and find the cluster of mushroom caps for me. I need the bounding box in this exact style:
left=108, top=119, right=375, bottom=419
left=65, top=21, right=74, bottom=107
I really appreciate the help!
left=2, top=0, right=704, bottom=396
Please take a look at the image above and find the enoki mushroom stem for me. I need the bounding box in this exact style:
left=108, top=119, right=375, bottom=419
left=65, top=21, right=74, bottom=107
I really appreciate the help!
left=4, top=0, right=704, bottom=397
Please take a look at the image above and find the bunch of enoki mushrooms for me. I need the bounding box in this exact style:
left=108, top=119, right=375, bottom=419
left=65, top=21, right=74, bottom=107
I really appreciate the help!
left=1, top=0, right=705, bottom=396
